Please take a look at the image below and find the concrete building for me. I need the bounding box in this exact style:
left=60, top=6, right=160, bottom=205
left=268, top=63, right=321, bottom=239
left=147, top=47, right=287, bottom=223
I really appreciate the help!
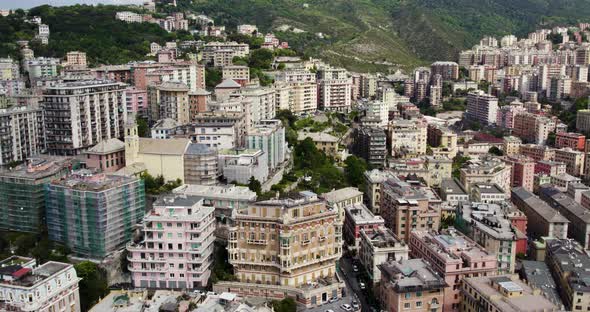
left=388, top=119, right=427, bottom=158
left=0, top=57, right=19, bottom=80
left=0, top=105, right=45, bottom=165
left=185, top=111, right=248, bottom=148
left=24, top=57, right=59, bottom=80
left=545, top=239, right=590, bottom=311
left=503, top=136, right=522, bottom=156
left=172, top=184, right=256, bottom=222
left=576, top=109, right=590, bottom=132
left=320, top=187, right=364, bottom=222
left=84, top=138, right=125, bottom=173
left=0, top=157, right=72, bottom=233
left=512, top=113, right=555, bottom=145
left=470, top=183, right=506, bottom=203
left=127, top=195, right=215, bottom=289
left=378, top=259, right=446, bottom=312
left=409, top=229, right=497, bottom=312
left=460, top=275, right=559, bottom=312
left=239, top=87, right=276, bottom=127
left=466, top=90, right=499, bottom=125
left=380, top=176, right=441, bottom=242
left=427, top=124, right=458, bottom=158
left=554, top=148, right=585, bottom=176
left=440, top=178, right=469, bottom=207
left=318, top=78, right=352, bottom=112
left=188, top=89, right=211, bottom=117
left=41, top=80, right=127, bottom=156
left=535, top=160, right=567, bottom=176
left=202, top=42, right=250, bottom=65
left=246, top=120, right=286, bottom=172
left=520, top=260, right=564, bottom=308
left=556, top=132, right=586, bottom=151
left=183, top=143, right=218, bottom=185
left=290, top=82, right=317, bottom=114
left=387, top=156, right=452, bottom=188
left=222, top=192, right=344, bottom=307
left=148, top=81, right=190, bottom=124
left=503, top=155, right=535, bottom=192
left=456, top=202, right=524, bottom=274
left=222, top=65, right=250, bottom=86
left=218, top=148, right=268, bottom=184
left=343, top=203, right=384, bottom=251
left=520, top=144, right=555, bottom=162
left=355, top=127, right=387, bottom=168
left=539, top=186, right=590, bottom=250
left=550, top=172, right=581, bottom=191
left=511, top=187, right=569, bottom=240
left=65, top=51, right=87, bottom=68
left=430, top=61, right=459, bottom=81
left=364, top=169, right=397, bottom=214
left=459, top=156, right=512, bottom=197
left=45, top=170, right=145, bottom=258
left=359, top=227, right=409, bottom=284
left=125, top=87, right=148, bottom=118
left=0, top=256, right=81, bottom=312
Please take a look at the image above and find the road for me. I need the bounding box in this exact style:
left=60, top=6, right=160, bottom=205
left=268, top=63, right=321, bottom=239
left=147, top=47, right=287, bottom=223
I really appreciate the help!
left=338, top=256, right=373, bottom=312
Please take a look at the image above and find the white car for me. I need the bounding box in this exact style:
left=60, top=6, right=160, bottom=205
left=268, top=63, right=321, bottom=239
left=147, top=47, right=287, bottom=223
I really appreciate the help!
left=329, top=297, right=339, bottom=303
left=326, top=310, right=335, bottom=312
left=359, top=282, right=366, bottom=290
left=341, top=304, right=352, bottom=311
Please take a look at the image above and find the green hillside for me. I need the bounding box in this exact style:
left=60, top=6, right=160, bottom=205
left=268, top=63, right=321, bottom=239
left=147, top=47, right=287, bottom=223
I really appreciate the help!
left=2, top=0, right=590, bottom=71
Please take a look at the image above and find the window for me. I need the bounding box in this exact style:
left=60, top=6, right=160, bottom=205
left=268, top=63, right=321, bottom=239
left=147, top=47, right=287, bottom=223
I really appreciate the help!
left=416, top=302, right=422, bottom=307
left=405, top=293, right=411, bottom=299
left=416, top=291, right=422, bottom=297
left=404, top=303, right=411, bottom=309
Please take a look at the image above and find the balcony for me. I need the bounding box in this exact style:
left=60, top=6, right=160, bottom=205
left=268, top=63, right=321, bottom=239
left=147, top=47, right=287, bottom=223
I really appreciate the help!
left=247, top=239, right=268, bottom=245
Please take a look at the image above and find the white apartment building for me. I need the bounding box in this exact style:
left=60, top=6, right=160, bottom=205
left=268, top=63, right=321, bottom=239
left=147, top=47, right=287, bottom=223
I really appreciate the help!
left=466, top=90, right=499, bottom=125
left=0, top=57, right=19, bottom=80
left=388, top=118, right=427, bottom=158
left=246, top=119, right=286, bottom=172
left=115, top=11, right=143, bottom=23
left=218, top=148, right=268, bottom=184
left=0, top=105, right=46, bottom=165
left=41, top=80, right=127, bottom=155
left=240, top=87, right=276, bottom=126
left=318, top=78, right=352, bottom=112
left=222, top=65, right=250, bottom=84
left=0, top=256, right=81, bottom=312
left=290, top=82, right=317, bottom=114
left=359, top=227, right=409, bottom=284
left=275, top=70, right=316, bottom=83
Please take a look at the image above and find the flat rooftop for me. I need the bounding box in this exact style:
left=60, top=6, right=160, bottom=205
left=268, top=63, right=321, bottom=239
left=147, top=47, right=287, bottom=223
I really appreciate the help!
left=51, top=169, right=138, bottom=192
left=321, top=187, right=363, bottom=203
left=0, top=261, right=71, bottom=288
left=345, top=203, right=384, bottom=225
left=0, top=156, right=72, bottom=180
left=173, top=184, right=257, bottom=201
left=521, top=260, right=563, bottom=307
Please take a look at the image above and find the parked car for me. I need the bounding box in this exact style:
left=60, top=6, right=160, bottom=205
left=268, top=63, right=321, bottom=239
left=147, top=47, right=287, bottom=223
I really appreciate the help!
left=341, top=304, right=352, bottom=311
left=351, top=300, right=360, bottom=310
left=329, top=297, right=339, bottom=303
left=352, top=265, right=359, bottom=272
left=359, top=282, right=366, bottom=290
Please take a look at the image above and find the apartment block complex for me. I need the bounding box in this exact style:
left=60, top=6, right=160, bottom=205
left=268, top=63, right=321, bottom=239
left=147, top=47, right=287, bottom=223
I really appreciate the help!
left=41, top=80, right=127, bottom=155
left=359, top=227, right=409, bottom=284
left=45, top=170, right=145, bottom=258
left=148, top=81, right=190, bottom=124
left=222, top=192, right=344, bottom=307
left=127, top=195, right=216, bottom=289
left=246, top=119, right=286, bottom=172
left=466, top=90, right=499, bottom=125
left=343, top=203, right=384, bottom=250
left=459, top=156, right=512, bottom=196
left=0, top=104, right=45, bottom=165
left=511, top=188, right=569, bottom=240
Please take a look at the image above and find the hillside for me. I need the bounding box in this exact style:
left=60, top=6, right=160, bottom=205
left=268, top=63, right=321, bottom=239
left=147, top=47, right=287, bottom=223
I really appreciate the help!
left=2, top=1, right=590, bottom=70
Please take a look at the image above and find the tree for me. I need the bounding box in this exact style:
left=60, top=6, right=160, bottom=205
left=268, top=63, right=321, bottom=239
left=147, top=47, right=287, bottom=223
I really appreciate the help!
left=488, top=146, right=504, bottom=156
left=272, top=298, right=297, bottom=312
left=248, top=48, right=274, bottom=69
left=206, top=67, right=222, bottom=88
left=452, top=155, right=471, bottom=179
left=136, top=116, right=149, bottom=137
left=75, top=261, right=108, bottom=312
left=248, top=176, right=262, bottom=195
left=546, top=132, right=556, bottom=147
left=344, top=156, right=368, bottom=187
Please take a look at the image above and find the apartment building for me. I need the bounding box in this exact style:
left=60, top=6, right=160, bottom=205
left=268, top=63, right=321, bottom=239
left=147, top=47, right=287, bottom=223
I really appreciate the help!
left=0, top=256, right=81, bottom=312
left=188, top=89, right=211, bottom=117
left=127, top=195, right=216, bottom=289
left=115, top=11, right=143, bottom=23
left=459, top=156, right=512, bottom=197
left=512, top=112, right=555, bottom=145
left=380, top=177, right=441, bottom=242
left=359, top=227, right=409, bottom=284
left=24, top=57, right=59, bottom=80
left=502, top=136, right=522, bottom=156
left=503, top=155, right=535, bottom=192
left=148, top=81, right=190, bottom=124
left=355, top=127, right=387, bottom=168
left=387, top=156, right=452, bottom=188
left=460, top=275, right=559, bottom=312
left=440, top=178, right=469, bottom=207
left=364, top=169, right=397, bottom=214
left=239, top=87, right=276, bottom=126
left=409, top=229, right=497, bottom=312
left=218, top=148, right=268, bottom=184
left=45, top=170, right=145, bottom=258
left=427, top=124, right=458, bottom=158
left=378, top=259, right=446, bottom=312
left=246, top=120, right=286, bottom=172
left=297, top=131, right=339, bottom=158
left=466, top=90, right=499, bottom=125
left=65, top=51, right=87, bottom=68
left=0, top=157, right=72, bottom=233
left=320, top=187, right=363, bottom=223
left=576, top=109, right=590, bottom=132
left=222, top=65, right=249, bottom=84
left=290, top=82, right=318, bottom=114
left=0, top=105, right=45, bottom=165
left=173, top=184, right=256, bottom=222
left=41, top=80, right=127, bottom=155
left=343, top=204, right=384, bottom=251
left=125, top=87, right=148, bottom=117
left=317, top=78, right=352, bottom=112
left=520, top=144, right=555, bottom=162
left=183, top=143, right=218, bottom=185
left=430, top=61, right=459, bottom=81
left=545, top=239, right=590, bottom=311
left=470, top=183, right=506, bottom=203
left=511, top=187, right=569, bottom=240
left=456, top=202, right=524, bottom=274
left=0, top=57, right=19, bottom=80
left=388, top=119, right=427, bottom=158
left=555, top=132, right=586, bottom=151
left=554, top=148, right=585, bottom=176
left=539, top=186, right=590, bottom=250
left=84, top=138, right=125, bottom=173
left=223, top=192, right=344, bottom=307
left=535, top=160, right=566, bottom=176
left=202, top=42, right=249, bottom=65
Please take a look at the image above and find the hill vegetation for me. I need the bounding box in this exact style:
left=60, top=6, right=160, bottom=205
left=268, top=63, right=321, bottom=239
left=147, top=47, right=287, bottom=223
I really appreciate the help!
left=2, top=1, right=590, bottom=70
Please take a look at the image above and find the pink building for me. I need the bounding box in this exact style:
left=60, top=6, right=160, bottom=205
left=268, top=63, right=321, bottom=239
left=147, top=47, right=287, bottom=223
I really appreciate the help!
left=409, top=229, right=497, bottom=312
left=503, top=155, right=535, bottom=192
left=534, top=160, right=567, bottom=176
left=496, top=104, right=524, bottom=129
left=343, top=203, right=384, bottom=251
left=125, top=87, right=148, bottom=117
left=85, top=139, right=125, bottom=173
left=127, top=195, right=216, bottom=289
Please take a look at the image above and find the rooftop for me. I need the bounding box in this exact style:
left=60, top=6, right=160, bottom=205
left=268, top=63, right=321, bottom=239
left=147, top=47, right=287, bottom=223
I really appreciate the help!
left=546, top=239, right=590, bottom=293
left=86, top=138, right=125, bottom=155
left=379, top=258, right=447, bottom=293
left=138, top=138, right=190, bottom=155
left=152, top=118, right=181, bottom=130
left=345, top=203, right=384, bottom=225
left=520, top=260, right=564, bottom=307
left=511, top=187, right=569, bottom=223
left=216, top=79, right=241, bottom=89
left=51, top=169, right=138, bottom=192
left=458, top=202, right=521, bottom=240
left=441, top=178, right=468, bottom=196
left=463, top=275, right=559, bottom=312
left=185, top=143, right=216, bottom=156
left=173, top=184, right=257, bottom=201
left=0, top=156, right=72, bottom=180
left=320, top=187, right=363, bottom=204
left=363, top=227, right=405, bottom=249
left=472, top=183, right=505, bottom=194
left=297, top=131, right=339, bottom=143
left=0, top=259, right=72, bottom=288
left=412, top=228, right=494, bottom=263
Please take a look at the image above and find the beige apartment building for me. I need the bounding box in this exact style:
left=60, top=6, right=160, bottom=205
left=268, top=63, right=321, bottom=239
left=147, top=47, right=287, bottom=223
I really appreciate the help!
left=519, top=144, right=556, bottom=162
left=459, top=156, right=512, bottom=197
left=148, top=81, right=190, bottom=124
left=554, top=148, right=585, bottom=176
left=220, top=192, right=344, bottom=307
